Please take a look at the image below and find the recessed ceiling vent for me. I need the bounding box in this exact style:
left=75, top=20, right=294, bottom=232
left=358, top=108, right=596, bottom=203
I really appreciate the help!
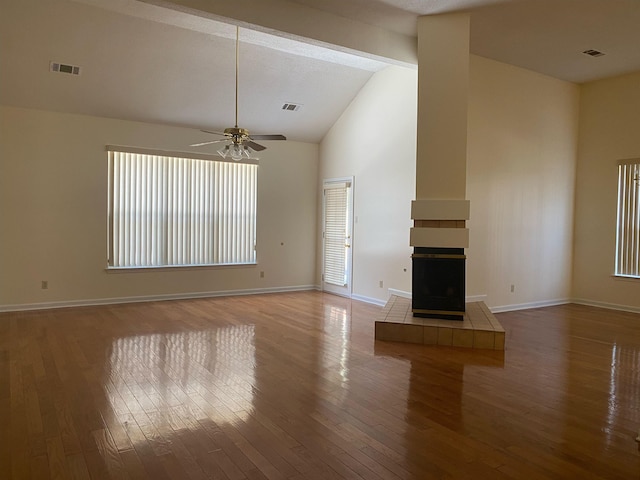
left=582, top=49, right=605, bottom=57
left=282, top=103, right=302, bottom=112
left=50, top=61, right=82, bottom=75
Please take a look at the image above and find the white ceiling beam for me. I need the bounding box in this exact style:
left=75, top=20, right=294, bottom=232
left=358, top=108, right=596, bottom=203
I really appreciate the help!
left=138, top=0, right=418, bottom=67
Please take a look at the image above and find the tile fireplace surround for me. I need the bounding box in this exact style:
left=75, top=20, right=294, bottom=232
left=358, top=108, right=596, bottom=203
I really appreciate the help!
left=375, top=295, right=505, bottom=350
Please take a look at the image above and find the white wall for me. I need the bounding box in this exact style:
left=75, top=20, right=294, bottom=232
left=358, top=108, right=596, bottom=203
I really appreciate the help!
left=319, top=57, right=580, bottom=309
left=319, top=66, right=417, bottom=303
left=467, top=56, right=579, bottom=310
left=573, top=71, right=640, bottom=310
left=0, top=106, right=318, bottom=309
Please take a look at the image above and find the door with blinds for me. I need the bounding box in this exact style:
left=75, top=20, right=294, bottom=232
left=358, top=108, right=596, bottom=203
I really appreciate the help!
left=322, top=178, right=353, bottom=297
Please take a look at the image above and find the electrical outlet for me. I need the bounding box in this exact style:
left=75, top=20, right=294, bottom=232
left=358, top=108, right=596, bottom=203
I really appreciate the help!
left=379, top=280, right=384, bottom=288
left=510, top=284, right=515, bottom=293
left=41, top=280, right=48, bottom=290
left=260, top=271, right=265, bottom=278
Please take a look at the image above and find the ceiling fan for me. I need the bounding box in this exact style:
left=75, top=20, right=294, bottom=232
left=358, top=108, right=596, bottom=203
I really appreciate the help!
left=190, top=26, right=286, bottom=160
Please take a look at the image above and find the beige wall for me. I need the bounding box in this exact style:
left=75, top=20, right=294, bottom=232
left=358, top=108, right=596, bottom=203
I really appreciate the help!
left=0, top=106, right=318, bottom=309
left=320, top=57, right=579, bottom=309
left=1, top=55, right=584, bottom=311
left=573, top=71, right=640, bottom=309
left=468, top=56, right=579, bottom=310
left=319, top=66, right=417, bottom=303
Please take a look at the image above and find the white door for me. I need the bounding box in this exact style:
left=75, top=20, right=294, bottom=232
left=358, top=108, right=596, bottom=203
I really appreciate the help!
left=322, top=178, right=354, bottom=297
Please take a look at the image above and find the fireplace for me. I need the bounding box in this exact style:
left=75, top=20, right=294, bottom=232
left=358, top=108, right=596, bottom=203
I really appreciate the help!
left=412, top=247, right=465, bottom=320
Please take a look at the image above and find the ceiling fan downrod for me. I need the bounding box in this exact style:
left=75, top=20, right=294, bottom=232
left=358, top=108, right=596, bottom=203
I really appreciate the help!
left=235, top=25, right=239, bottom=129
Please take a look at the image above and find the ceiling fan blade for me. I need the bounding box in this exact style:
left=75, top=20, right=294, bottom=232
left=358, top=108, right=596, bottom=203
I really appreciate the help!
left=200, top=129, right=228, bottom=136
left=245, top=140, right=266, bottom=151
left=249, top=134, right=286, bottom=141
left=190, top=139, right=230, bottom=147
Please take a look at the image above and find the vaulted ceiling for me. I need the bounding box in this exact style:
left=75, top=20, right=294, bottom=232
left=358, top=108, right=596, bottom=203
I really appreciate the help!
left=2, top=0, right=639, bottom=144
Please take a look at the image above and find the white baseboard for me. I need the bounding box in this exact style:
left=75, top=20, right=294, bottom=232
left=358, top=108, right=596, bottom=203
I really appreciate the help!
left=387, top=289, right=487, bottom=304
left=490, top=298, right=571, bottom=313
left=388, top=288, right=411, bottom=299
left=571, top=298, right=640, bottom=314
left=10, top=289, right=630, bottom=318
left=379, top=293, right=640, bottom=315
left=351, top=294, right=386, bottom=306
left=0, top=285, right=317, bottom=313
left=466, top=294, right=488, bottom=303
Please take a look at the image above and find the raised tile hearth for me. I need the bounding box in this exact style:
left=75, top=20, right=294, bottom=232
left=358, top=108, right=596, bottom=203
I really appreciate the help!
left=375, top=295, right=505, bottom=350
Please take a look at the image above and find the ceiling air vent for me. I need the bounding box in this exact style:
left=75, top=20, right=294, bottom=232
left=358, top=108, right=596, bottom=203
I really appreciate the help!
left=582, top=49, right=605, bottom=57
left=282, top=103, right=302, bottom=112
left=50, top=61, right=82, bottom=75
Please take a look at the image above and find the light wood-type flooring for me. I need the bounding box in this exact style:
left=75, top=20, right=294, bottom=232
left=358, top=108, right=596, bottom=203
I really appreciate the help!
left=1, top=291, right=639, bottom=479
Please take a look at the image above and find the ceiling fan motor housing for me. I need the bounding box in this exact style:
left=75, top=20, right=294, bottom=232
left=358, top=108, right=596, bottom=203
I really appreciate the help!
left=224, top=127, right=250, bottom=144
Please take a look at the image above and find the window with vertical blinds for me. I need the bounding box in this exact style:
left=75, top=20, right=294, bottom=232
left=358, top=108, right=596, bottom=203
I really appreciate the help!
left=107, top=147, right=257, bottom=268
left=324, top=182, right=349, bottom=286
left=615, top=161, right=640, bottom=277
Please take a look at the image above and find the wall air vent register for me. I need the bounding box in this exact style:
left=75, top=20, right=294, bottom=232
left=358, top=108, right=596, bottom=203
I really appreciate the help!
left=50, top=61, right=82, bottom=75
left=582, top=49, right=605, bottom=57
left=282, top=103, right=302, bottom=111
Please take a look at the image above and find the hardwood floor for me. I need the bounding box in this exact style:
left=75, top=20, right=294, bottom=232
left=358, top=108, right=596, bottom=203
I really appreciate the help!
left=1, top=292, right=639, bottom=479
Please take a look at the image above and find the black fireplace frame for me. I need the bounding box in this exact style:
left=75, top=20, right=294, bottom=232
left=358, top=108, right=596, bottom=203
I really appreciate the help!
left=412, top=247, right=465, bottom=320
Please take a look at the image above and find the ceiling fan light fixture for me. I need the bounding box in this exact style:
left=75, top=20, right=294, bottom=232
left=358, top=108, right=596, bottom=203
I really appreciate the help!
left=230, top=143, right=244, bottom=161
left=217, top=142, right=259, bottom=161
left=217, top=144, right=230, bottom=159
left=244, top=145, right=259, bottom=160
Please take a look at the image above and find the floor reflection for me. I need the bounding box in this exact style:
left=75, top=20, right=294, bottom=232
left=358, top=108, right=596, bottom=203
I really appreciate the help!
left=107, top=325, right=256, bottom=424
left=606, top=343, right=640, bottom=445
left=322, top=304, right=351, bottom=390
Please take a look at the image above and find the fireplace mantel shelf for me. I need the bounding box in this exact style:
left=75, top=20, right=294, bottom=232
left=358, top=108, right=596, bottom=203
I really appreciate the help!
left=375, top=296, right=505, bottom=350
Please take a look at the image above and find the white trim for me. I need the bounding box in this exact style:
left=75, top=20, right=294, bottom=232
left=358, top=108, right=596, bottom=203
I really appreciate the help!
left=351, top=294, right=386, bottom=306
left=321, top=176, right=355, bottom=298
left=106, top=263, right=256, bottom=272
left=466, top=294, right=488, bottom=303
left=386, top=289, right=487, bottom=304
left=490, top=298, right=571, bottom=313
left=6, top=291, right=639, bottom=316
left=0, top=285, right=316, bottom=313
left=571, top=298, right=640, bottom=314
left=610, top=274, right=640, bottom=282
left=383, top=294, right=640, bottom=315
left=388, top=288, right=411, bottom=299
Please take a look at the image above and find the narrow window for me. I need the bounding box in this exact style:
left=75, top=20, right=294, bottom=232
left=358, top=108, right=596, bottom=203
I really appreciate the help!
left=107, top=147, right=257, bottom=268
left=323, top=182, right=350, bottom=287
left=615, top=161, right=640, bottom=277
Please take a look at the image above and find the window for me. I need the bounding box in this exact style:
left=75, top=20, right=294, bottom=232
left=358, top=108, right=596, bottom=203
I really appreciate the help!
left=107, top=147, right=257, bottom=268
left=615, top=161, right=640, bottom=277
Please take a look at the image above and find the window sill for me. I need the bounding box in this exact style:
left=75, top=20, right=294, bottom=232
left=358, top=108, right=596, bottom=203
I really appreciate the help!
left=611, top=274, right=640, bottom=282
left=106, top=263, right=257, bottom=273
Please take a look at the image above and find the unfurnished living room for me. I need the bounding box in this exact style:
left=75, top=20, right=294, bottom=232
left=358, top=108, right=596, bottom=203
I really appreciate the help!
left=1, top=0, right=640, bottom=478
